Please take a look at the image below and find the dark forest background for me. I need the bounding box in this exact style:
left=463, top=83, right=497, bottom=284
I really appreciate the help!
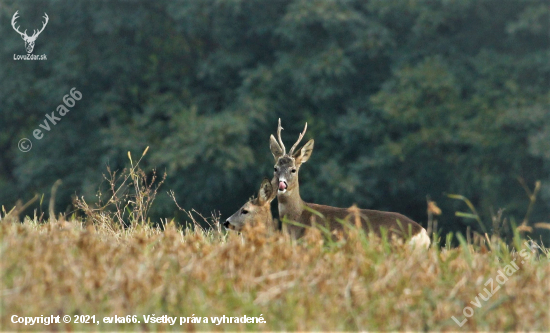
left=1, top=0, right=549, bottom=239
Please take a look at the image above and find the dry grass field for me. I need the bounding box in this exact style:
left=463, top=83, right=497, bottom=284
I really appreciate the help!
left=1, top=213, right=549, bottom=331
left=2, top=159, right=549, bottom=331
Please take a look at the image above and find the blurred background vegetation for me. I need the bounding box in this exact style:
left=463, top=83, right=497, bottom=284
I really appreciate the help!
left=1, top=0, right=549, bottom=240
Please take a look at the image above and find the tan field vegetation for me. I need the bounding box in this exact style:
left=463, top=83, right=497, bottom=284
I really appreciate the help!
left=2, top=215, right=549, bottom=331
left=1, top=156, right=549, bottom=331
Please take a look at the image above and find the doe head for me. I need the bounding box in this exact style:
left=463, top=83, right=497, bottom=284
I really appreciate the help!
left=224, top=178, right=276, bottom=231
left=270, top=118, right=314, bottom=195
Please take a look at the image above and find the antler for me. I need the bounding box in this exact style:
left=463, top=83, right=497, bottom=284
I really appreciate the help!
left=288, top=122, right=308, bottom=156
left=277, top=118, right=286, bottom=155
left=30, top=13, right=48, bottom=38
left=11, top=11, right=28, bottom=37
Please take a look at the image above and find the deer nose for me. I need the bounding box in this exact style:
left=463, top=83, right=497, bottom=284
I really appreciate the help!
left=223, top=220, right=230, bottom=229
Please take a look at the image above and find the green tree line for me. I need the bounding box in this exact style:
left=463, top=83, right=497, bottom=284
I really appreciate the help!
left=1, top=0, right=549, bottom=238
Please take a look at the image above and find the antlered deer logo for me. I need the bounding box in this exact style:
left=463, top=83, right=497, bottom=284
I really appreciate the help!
left=11, top=11, right=49, bottom=54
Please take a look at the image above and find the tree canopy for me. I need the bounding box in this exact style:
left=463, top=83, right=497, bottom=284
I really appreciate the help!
left=1, top=0, right=549, bottom=238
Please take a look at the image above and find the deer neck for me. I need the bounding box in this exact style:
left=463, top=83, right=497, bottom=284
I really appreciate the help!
left=277, top=182, right=305, bottom=221
left=265, top=211, right=276, bottom=232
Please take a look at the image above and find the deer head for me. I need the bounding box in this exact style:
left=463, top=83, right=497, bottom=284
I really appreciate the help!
left=12, top=11, right=49, bottom=54
left=270, top=119, right=314, bottom=195
left=224, top=178, right=276, bottom=231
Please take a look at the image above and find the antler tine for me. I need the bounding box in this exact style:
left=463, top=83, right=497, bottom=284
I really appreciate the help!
left=11, top=10, right=19, bottom=26
left=289, top=122, right=307, bottom=156
left=11, top=11, right=26, bottom=37
left=277, top=118, right=286, bottom=155
left=32, top=13, right=49, bottom=38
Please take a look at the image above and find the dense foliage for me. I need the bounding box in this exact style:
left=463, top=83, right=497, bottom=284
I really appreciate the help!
left=1, top=0, right=549, bottom=237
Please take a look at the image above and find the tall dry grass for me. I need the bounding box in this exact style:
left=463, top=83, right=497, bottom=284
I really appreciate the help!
left=1, top=152, right=549, bottom=331
left=1, top=212, right=549, bottom=331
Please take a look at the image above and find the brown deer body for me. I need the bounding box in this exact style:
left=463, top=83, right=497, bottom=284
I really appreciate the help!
left=271, top=119, right=430, bottom=247
left=224, top=178, right=277, bottom=232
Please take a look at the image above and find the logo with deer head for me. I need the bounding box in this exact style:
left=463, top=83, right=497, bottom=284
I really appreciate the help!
left=11, top=11, right=49, bottom=54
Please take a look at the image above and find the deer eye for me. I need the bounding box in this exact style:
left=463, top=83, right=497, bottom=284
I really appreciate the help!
left=241, top=209, right=249, bottom=215
left=291, top=169, right=297, bottom=173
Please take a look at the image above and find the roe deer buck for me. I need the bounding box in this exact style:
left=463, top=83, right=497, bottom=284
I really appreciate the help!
left=224, top=178, right=277, bottom=232
left=270, top=119, right=430, bottom=247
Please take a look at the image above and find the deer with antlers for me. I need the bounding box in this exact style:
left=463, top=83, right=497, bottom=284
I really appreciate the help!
left=270, top=119, right=430, bottom=247
left=11, top=11, right=49, bottom=54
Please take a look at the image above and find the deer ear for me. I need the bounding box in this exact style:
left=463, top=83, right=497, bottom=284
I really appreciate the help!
left=293, top=139, right=314, bottom=166
left=258, top=178, right=274, bottom=205
left=270, top=135, right=284, bottom=161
